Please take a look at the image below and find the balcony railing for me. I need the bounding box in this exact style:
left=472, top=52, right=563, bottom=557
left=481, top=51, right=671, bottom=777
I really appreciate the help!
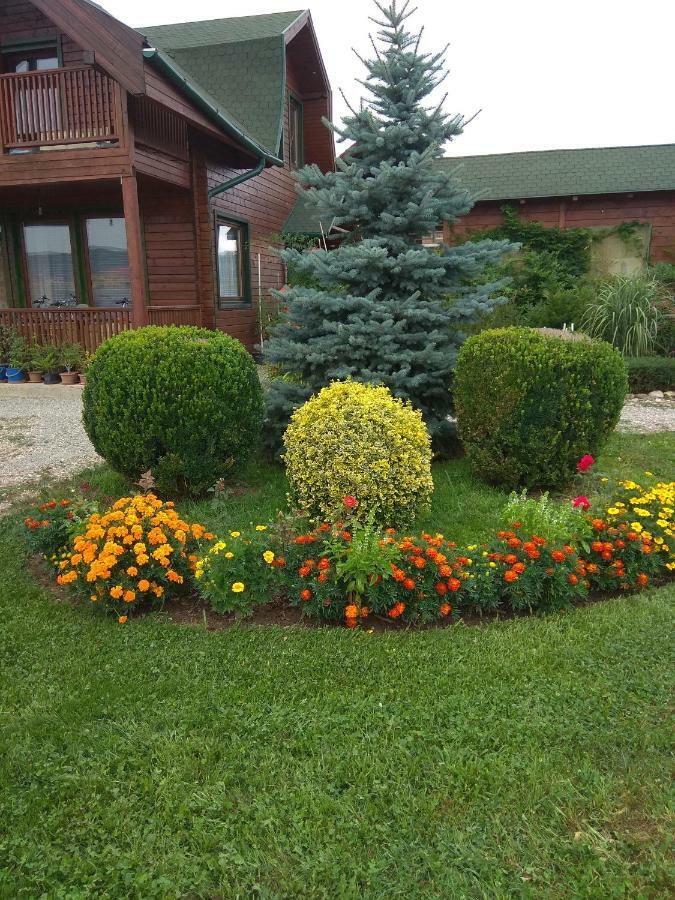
left=0, top=67, right=122, bottom=152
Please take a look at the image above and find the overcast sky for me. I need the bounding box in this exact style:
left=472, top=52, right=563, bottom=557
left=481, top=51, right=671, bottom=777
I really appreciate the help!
left=101, top=0, right=674, bottom=157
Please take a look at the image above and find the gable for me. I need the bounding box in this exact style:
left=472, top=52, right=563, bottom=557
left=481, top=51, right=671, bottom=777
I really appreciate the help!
left=29, top=0, right=145, bottom=94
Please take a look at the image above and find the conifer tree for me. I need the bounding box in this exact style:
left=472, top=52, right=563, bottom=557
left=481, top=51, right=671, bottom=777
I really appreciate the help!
left=265, top=0, right=513, bottom=449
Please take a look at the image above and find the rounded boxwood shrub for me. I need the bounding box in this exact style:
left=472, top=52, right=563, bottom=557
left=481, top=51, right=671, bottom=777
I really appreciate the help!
left=83, top=326, right=263, bottom=496
left=454, top=327, right=627, bottom=489
left=283, top=380, right=433, bottom=527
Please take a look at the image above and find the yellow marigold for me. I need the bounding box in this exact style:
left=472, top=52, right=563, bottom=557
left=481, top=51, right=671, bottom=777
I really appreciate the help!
left=255, top=525, right=267, bottom=531
left=231, top=582, right=245, bottom=593
left=138, top=579, right=151, bottom=592
left=123, top=590, right=136, bottom=603
left=136, top=553, right=150, bottom=565
left=152, top=584, right=164, bottom=598
left=127, top=566, right=138, bottom=577
left=263, top=551, right=275, bottom=564
left=110, top=586, right=123, bottom=599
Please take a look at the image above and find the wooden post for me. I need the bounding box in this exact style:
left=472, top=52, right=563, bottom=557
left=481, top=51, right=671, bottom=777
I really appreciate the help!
left=121, top=173, right=148, bottom=327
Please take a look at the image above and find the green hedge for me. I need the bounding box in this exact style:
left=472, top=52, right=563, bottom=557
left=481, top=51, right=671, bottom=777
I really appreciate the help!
left=83, top=326, right=263, bottom=496
left=624, top=356, right=675, bottom=393
left=454, top=328, right=627, bottom=489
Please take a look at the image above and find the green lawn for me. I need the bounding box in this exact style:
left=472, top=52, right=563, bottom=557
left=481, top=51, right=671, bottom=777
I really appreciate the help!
left=0, top=431, right=673, bottom=896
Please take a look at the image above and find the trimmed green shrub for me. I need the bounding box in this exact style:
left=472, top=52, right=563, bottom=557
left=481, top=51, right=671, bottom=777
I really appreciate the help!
left=83, top=326, right=263, bottom=496
left=625, top=356, right=675, bottom=393
left=283, top=380, right=433, bottom=527
left=454, top=327, right=627, bottom=489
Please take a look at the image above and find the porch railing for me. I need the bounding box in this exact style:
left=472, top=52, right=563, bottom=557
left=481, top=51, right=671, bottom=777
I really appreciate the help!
left=0, top=67, right=122, bottom=151
left=0, top=307, right=132, bottom=353
left=0, top=306, right=204, bottom=352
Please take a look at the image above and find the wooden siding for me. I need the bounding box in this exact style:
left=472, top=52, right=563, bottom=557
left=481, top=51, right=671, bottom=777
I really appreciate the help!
left=447, top=191, right=675, bottom=264
left=0, top=0, right=86, bottom=66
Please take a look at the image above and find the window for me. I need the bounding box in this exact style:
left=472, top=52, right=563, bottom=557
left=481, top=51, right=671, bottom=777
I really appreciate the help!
left=1, top=46, right=59, bottom=74
left=216, top=220, right=248, bottom=305
left=85, top=217, right=131, bottom=308
left=289, top=95, right=303, bottom=170
left=22, top=223, right=77, bottom=306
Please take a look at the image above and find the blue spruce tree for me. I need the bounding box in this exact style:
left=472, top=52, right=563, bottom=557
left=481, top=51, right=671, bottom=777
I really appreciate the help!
left=265, top=0, right=513, bottom=450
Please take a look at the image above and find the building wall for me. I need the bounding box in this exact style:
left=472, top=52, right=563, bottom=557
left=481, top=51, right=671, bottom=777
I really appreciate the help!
left=446, top=190, right=675, bottom=263
left=195, top=60, right=332, bottom=350
left=0, top=0, right=84, bottom=66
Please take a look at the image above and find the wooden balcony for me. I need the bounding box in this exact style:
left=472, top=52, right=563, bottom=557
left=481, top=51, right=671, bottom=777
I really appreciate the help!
left=0, top=305, right=203, bottom=352
left=0, top=67, right=122, bottom=152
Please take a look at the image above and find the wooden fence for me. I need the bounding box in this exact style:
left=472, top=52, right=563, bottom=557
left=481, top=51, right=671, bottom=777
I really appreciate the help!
left=0, top=306, right=203, bottom=351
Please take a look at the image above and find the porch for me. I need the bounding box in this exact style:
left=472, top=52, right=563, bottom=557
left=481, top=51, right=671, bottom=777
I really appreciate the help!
left=0, top=305, right=202, bottom=353
left=0, top=174, right=205, bottom=351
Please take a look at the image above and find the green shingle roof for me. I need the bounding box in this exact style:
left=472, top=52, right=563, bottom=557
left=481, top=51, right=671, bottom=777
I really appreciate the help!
left=140, top=11, right=306, bottom=157
left=283, top=193, right=335, bottom=235
left=436, top=144, right=675, bottom=201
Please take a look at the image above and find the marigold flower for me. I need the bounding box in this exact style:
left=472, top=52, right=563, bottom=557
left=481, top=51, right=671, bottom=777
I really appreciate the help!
left=343, top=495, right=357, bottom=509
left=345, top=603, right=359, bottom=618
left=126, top=566, right=138, bottom=577
left=138, top=579, right=150, bottom=592
left=263, top=551, right=275, bottom=564
left=360, top=606, right=369, bottom=618
left=567, top=573, right=579, bottom=585
left=513, top=562, right=526, bottom=574
left=447, top=577, right=461, bottom=592
left=503, top=570, right=518, bottom=583
left=403, top=578, right=416, bottom=590
left=110, top=586, right=124, bottom=599
left=123, top=590, right=136, bottom=603
left=118, top=616, right=128, bottom=624
left=300, top=588, right=312, bottom=601
left=551, top=550, right=566, bottom=563
left=439, top=602, right=452, bottom=617
left=232, top=582, right=245, bottom=593
left=435, top=582, right=448, bottom=596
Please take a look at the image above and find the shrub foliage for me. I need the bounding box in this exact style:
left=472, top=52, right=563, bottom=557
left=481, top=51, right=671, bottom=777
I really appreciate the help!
left=624, top=356, right=675, bottom=393
left=83, top=327, right=263, bottom=496
left=283, top=381, right=433, bottom=527
left=454, top=328, right=627, bottom=488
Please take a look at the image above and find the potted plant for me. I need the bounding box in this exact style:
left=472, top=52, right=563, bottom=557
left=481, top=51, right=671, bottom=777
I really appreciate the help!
left=0, top=325, right=14, bottom=382
left=60, top=342, right=83, bottom=385
left=27, top=343, right=44, bottom=383
left=7, top=334, right=31, bottom=383
left=38, top=344, right=62, bottom=385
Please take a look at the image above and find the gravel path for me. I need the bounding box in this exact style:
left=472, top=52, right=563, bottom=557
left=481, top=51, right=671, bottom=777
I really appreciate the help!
left=618, top=398, right=675, bottom=434
left=0, top=385, right=672, bottom=499
left=0, top=384, right=100, bottom=492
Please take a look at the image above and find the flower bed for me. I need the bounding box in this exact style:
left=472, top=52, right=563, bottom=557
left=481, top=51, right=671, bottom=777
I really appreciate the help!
left=25, top=476, right=674, bottom=628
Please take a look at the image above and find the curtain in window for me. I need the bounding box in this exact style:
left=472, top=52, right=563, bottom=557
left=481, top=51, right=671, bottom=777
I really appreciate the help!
left=86, top=217, right=131, bottom=308
left=23, top=224, right=76, bottom=306
left=218, top=225, right=241, bottom=299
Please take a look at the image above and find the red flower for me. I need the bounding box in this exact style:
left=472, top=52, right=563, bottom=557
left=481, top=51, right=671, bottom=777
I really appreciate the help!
left=573, top=495, right=590, bottom=511
left=577, top=454, right=595, bottom=473
left=343, top=495, right=357, bottom=509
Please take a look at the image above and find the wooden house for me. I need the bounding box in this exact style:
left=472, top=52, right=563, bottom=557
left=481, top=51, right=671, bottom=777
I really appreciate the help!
left=0, top=0, right=334, bottom=352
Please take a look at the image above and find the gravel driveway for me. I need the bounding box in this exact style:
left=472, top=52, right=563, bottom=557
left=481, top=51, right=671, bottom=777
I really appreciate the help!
left=0, top=384, right=100, bottom=492
left=0, top=384, right=673, bottom=497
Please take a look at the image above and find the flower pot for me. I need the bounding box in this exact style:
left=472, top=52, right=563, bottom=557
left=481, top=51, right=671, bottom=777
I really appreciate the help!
left=60, top=372, right=79, bottom=385
left=79, top=374, right=87, bottom=386
left=0, top=365, right=7, bottom=382
left=43, top=371, right=61, bottom=385
left=6, top=367, right=26, bottom=383
left=28, top=371, right=43, bottom=384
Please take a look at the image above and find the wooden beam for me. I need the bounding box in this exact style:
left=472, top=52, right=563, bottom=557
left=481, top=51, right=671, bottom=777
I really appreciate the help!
left=30, top=0, right=146, bottom=95
left=121, top=174, right=149, bottom=327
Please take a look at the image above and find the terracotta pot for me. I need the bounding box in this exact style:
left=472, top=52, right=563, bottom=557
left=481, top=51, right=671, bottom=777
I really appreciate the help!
left=28, top=371, right=43, bottom=383
left=79, top=374, right=87, bottom=386
left=61, top=372, right=80, bottom=385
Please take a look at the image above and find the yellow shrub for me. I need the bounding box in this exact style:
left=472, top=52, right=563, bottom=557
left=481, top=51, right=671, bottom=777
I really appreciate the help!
left=283, top=381, right=433, bottom=527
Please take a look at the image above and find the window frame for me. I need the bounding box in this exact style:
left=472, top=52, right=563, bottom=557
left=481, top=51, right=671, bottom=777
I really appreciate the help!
left=3, top=208, right=131, bottom=309
left=288, top=92, right=304, bottom=171
left=215, top=215, right=251, bottom=309
left=0, top=37, right=62, bottom=74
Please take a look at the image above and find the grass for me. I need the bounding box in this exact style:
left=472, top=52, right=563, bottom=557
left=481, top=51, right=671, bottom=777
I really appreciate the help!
left=1, top=431, right=673, bottom=896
